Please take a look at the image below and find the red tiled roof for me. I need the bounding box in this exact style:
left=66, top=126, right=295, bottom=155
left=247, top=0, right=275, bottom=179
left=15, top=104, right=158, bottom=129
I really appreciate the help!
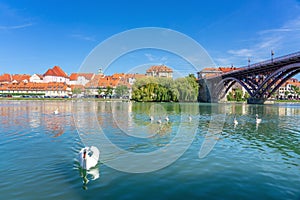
left=125, top=73, right=146, bottom=79
left=0, top=73, right=12, bottom=82
left=70, top=84, right=85, bottom=90
left=69, top=73, right=94, bottom=81
left=3, top=82, right=69, bottom=91
left=146, top=65, right=173, bottom=73
left=285, top=80, right=300, bottom=87
left=201, top=68, right=221, bottom=72
left=219, top=67, right=242, bottom=73
left=85, top=74, right=104, bottom=87
left=32, top=74, right=43, bottom=79
left=11, top=74, right=30, bottom=82
left=69, top=73, right=78, bottom=81
left=85, top=73, right=143, bottom=88
left=43, top=66, right=68, bottom=78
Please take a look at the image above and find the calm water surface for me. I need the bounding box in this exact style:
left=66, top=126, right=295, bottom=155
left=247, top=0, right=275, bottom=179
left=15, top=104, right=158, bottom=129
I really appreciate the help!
left=0, top=100, right=299, bottom=200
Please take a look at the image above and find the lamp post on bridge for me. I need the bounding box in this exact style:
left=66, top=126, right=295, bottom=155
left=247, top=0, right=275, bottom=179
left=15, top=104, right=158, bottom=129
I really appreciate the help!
left=271, top=50, right=274, bottom=63
left=248, top=57, right=251, bottom=67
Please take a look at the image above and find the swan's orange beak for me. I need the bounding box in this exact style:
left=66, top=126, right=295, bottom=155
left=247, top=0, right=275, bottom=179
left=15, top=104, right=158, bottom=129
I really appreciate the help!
left=83, top=151, right=86, bottom=159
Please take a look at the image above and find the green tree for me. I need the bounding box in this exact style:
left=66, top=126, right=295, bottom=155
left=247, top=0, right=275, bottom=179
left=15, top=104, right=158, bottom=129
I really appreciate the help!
left=131, top=75, right=198, bottom=102
left=105, top=86, right=113, bottom=98
left=235, top=89, right=243, bottom=101
left=227, top=91, right=234, bottom=101
left=284, top=91, right=290, bottom=97
left=175, top=75, right=198, bottom=102
left=244, top=91, right=250, bottom=100
left=98, top=87, right=104, bottom=96
left=291, top=85, right=300, bottom=94
left=115, top=85, right=129, bottom=98
left=72, top=88, right=82, bottom=95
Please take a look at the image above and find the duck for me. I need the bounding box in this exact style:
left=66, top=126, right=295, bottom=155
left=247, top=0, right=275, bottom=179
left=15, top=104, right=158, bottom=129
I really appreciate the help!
left=78, top=146, right=100, bottom=170
left=255, top=114, right=262, bottom=124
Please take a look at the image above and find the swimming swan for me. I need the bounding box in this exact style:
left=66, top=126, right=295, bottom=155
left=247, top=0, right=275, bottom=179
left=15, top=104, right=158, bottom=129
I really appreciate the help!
left=255, top=114, right=262, bottom=124
left=79, top=146, right=100, bottom=170
left=234, top=117, right=238, bottom=125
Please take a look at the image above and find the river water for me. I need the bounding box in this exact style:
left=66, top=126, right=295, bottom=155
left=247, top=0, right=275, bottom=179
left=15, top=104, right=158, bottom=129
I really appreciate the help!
left=0, top=100, right=299, bottom=199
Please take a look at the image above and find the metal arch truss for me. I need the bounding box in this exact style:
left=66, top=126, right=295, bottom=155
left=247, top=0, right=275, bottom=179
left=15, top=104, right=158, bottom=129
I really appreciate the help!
left=213, top=63, right=300, bottom=100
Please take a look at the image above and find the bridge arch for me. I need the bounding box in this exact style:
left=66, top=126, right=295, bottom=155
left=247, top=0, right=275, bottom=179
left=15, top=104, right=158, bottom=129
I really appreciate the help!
left=212, top=63, right=300, bottom=101
left=213, top=77, right=253, bottom=100
left=252, top=63, right=300, bottom=98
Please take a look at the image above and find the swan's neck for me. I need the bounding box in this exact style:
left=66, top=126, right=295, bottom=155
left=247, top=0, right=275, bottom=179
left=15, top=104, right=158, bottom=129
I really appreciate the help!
left=83, top=158, right=87, bottom=169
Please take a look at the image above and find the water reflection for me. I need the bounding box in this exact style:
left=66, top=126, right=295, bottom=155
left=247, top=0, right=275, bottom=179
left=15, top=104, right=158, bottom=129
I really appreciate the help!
left=1, top=100, right=299, bottom=163
left=78, top=166, right=100, bottom=190
left=0, top=101, right=72, bottom=140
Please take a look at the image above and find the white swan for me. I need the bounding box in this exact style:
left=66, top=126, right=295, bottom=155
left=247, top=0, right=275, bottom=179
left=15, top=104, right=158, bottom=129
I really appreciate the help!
left=150, top=115, right=154, bottom=122
left=78, top=146, right=100, bottom=170
left=188, top=115, right=192, bottom=122
left=165, top=115, right=169, bottom=122
left=54, top=108, right=59, bottom=115
left=234, top=117, right=238, bottom=125
left=157, top=117, right=162, bottom=124
left=256, top=114, right=262, bottom=124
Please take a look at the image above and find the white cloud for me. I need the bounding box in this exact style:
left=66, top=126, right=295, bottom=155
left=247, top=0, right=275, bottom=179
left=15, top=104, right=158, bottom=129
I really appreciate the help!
left=218, top=15, right=300, bottom=67
left=144, top=53, right=155, bottom=61
left=227, top=48, right=253, bottom=57
left=160, top=56, right=168, bottom=62
left=257, top=36, right=282, bottom=49
left=70, top=34, right=96, bottom=42
left=258, top=28, right=293, bottom=34
left=144, top=53, right=169, bottom=63
left=0, top=3, right=34, bottom=31
left=0, top=23, right=33, bottom=30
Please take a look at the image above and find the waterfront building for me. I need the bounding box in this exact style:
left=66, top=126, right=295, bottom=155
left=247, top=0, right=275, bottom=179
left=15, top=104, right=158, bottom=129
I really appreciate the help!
left=0, top=82, right=71, bottom=97
left=11, top=74, right=31, bottom=84
left=277, top=78, right=300, bottom=99
left=69, top=73, right=95, bottom=85
left=197, top=67, right=241, bottom=79
left=30, top=74, right=43, bottom=83
left=146, top=65, right=173, bottom=78
left=0, top=73, right=11, bottom=84
left=43, top=66, right=70, bottom=84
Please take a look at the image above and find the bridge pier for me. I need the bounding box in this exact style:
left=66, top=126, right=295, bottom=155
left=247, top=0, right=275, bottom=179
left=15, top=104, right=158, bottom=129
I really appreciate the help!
left=198, top=79, right=220, bottom=103
left=198, top=79, right=210, bottom=102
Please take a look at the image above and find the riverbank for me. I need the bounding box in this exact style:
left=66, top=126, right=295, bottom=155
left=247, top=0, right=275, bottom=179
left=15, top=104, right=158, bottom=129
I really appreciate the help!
left=0, top=97, right=130, bottom=102
left=1, top=97, right=300, bottom=104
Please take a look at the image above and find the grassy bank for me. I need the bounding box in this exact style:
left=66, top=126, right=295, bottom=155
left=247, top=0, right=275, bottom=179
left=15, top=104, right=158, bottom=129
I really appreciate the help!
left=275, top=99, right=300, bottom=103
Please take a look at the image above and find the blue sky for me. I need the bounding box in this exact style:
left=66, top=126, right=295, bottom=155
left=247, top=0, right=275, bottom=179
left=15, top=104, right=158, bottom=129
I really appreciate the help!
left=0, top=0, right=300, bottom=76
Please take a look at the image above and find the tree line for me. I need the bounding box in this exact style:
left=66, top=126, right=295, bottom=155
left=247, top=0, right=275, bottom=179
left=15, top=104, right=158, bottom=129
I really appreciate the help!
left=131, top=74, right=198, bottom=102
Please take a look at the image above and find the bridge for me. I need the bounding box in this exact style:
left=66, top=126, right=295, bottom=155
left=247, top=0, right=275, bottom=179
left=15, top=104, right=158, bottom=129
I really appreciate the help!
left=198, top=51, right=300, bottom=104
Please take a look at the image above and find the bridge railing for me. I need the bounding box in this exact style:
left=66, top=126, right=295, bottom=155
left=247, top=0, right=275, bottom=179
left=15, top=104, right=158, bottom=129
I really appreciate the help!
left=248, top=51, right=300, bottom=69
left=214, top=51, right=300, bottom=78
